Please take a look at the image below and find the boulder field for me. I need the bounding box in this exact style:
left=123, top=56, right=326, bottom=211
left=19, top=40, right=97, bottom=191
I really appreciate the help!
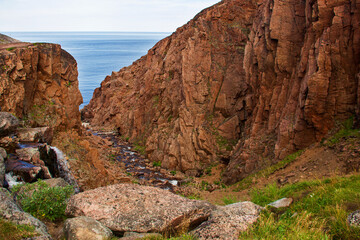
left=82, top=0, right=360, bottom=183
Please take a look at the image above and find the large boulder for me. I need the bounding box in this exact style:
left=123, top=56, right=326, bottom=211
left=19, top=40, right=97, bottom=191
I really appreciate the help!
left=63, top=216, right=113, bottom=240
left=66, top=184, right=215, bottom=233
left=0, top=112, right=19, bottom=136
left=192, top=201, right=263, bottom=240
left=0, top=188, right=51, bottom=239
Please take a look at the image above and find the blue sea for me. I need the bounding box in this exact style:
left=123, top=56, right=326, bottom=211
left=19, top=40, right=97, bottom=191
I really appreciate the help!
left=4, top=32, right=170, bottom=108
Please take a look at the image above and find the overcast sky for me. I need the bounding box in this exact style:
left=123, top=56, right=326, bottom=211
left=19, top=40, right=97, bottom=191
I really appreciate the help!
left=0, top=0, right=220, bottom=32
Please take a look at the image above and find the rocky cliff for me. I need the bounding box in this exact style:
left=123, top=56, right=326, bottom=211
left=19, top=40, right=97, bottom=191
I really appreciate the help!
left=0, top=40, right=82, bottom=131
left=83, top=0, right=360, bottom=183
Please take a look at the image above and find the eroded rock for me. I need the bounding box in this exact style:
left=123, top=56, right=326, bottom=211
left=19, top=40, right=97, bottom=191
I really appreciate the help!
left=0, top=41, right=82, bottom=131
left=66, top=184, right=215, bottom=233
left=192, top=201, right=264, bottom=240
left=63, top=216, right=113, bottom=240
left=0, top=112, right=19, bottom=136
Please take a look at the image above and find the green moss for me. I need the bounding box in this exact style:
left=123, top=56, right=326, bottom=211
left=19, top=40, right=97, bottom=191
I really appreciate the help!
left=153, top=95, right=160, bottom=107
left=153, top=161, right=162, bottom=167
left=0, top=218, right=37, bottom=240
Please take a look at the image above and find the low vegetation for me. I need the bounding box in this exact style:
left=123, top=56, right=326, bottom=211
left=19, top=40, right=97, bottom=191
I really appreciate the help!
left=234, top=150, right=303, bottom=191
left=0, top=218, right=37, bottom=240
left=139, top=233, right=197, bottom=240
left=239, top=174, right=360, bottom=239
left=12, top=180, right=74, bottom=221
left=325, top=117, right=360, bottom=146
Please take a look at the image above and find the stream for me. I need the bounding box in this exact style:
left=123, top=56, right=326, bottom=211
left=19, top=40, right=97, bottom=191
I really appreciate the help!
left=3, top=128, right=181, bottom=193
left=91, top=130, right=181, bottom=191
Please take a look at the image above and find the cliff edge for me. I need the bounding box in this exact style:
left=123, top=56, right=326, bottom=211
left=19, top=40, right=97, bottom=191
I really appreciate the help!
left=83, top=0, right=360, bottom=183
left=0, top=37, right=83, bottom=131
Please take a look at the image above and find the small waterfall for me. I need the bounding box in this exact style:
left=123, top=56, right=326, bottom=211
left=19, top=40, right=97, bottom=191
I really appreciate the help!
left=5, top=172, right=23, bottom=189
left=50, top=147, right=80, bottom=193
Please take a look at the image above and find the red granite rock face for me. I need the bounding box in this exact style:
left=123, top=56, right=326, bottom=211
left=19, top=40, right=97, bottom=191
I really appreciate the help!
left=0, top=42, right=82, bottom=131
left=83, top=0, right=258, bottom=176
left=83, top=0, right=360, bottom=183
left=223, top=0, right=360, bottom=183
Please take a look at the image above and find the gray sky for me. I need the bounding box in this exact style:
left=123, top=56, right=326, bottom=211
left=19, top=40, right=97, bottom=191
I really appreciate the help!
left=0, top=0, right=220, bottom=32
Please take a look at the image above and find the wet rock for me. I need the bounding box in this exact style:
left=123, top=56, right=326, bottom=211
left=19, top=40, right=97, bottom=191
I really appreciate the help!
left=192, top=201, right=264, bottom=240
left=16, top=147, right=43, bottom=165
left=268, top=198, right=293, bottom=209
left=5, top=156, right=42, bottom=182
left=16, top=127, right=53, bottom=144
left=0, top=155, right=4, bottom=187
left=0, top=188, right=51, bottom=239
left=63, top=216, right=113, bottom=240
left=66, top=183, right=215, bottom=233
left=121, top=232, right=163, bottom=240
left=347, top=210, right=360, bottom=228
left=0, top=112, right=19, bottom=136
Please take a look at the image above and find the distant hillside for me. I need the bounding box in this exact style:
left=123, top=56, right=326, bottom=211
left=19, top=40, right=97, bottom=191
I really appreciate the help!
left=0, top=34, right=20, bottom=44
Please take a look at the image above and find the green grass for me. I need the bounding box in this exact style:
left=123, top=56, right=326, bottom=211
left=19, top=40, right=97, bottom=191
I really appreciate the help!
left=222, top=195, right=238, bottom=205
left=13, top=180, right=74, bottom=221
left=323, top=116, right=360, bottom=146
left=240, top=175, right=360, bottom=239
left=0, top=218, right=37, bottom=240
left=153, top=161, right=162, bottom=167
left=240, top=210, right=329, bottom=240
left=6, top=47, right=15, bottom=51
left=234, top=150, right=303, bottom=191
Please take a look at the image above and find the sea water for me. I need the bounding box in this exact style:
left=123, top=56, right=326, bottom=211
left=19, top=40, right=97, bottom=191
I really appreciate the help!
left=4, top=32, right=170, bottom=108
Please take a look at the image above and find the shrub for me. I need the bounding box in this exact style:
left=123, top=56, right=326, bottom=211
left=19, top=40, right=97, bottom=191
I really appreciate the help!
left=14, top=180, right=74, bottom=221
